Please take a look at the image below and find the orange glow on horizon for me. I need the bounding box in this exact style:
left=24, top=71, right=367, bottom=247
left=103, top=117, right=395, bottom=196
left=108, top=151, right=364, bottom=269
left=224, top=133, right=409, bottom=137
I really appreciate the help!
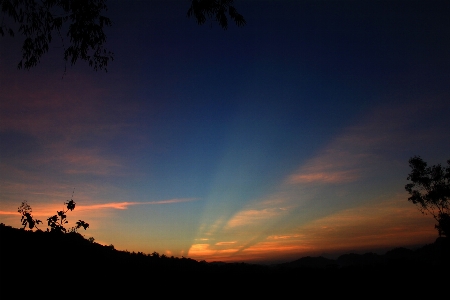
left=188, top=196, right=438, bottom=263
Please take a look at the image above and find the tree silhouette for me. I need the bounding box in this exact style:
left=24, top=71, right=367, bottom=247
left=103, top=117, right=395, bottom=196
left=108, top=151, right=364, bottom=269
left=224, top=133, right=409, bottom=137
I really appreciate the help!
left=1, top=0, right=245, bottom=72
left=405, top=156, right=450, bottom=237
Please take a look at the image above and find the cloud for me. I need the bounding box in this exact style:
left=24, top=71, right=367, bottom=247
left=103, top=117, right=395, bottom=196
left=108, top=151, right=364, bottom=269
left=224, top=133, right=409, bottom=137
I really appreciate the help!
left=0, top=73, right=114, bottom=137
left=188, top=243, right=242, bottom=262
left=24, top=147, right=125, bottom=176
left=60, top=151, right=122, bottom=175
left=241, top=195, right=437, bottom=259
left=0, top=211, right=18, bottom=215
left=225, top=207, right=288, bottom=228
left=215, top=241, right=237, bottom=246
left=0, top=70, right=140, bottom=180
left=284, top=99, right=447, bottom=187
left=285, top=138, right=375, bottom=186
left=1, top=198, right=197, bottom=218
left=288, top=170, right=360, bottom=184
left=267, top=234, right=302, bottom=240
left=75, top=198, right=197, bottom=211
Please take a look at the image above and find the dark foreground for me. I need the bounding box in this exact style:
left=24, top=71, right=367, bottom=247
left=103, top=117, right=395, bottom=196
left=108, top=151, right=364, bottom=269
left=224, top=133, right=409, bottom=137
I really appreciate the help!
left=1, top=223, right=448, bottom=297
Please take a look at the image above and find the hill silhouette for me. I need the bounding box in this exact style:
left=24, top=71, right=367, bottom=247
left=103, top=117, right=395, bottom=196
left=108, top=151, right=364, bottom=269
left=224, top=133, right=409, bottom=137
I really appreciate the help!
left=1, top=223, right=448, bottom=296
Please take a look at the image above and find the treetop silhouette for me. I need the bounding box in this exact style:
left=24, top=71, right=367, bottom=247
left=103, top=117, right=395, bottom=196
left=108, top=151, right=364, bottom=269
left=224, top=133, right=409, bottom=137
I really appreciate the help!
left=405, top=156, right=450, bottom=237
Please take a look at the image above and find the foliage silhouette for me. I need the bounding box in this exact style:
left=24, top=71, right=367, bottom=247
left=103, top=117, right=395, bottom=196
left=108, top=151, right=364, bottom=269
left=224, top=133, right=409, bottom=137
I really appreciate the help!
left=0, top=0, right=113, bottom=72
left=405, top=156, right=450, bottom=237
left=17, top=200, right=42, bottom=230
left=17, top=191, right=89, bottom=233
left=1, top=0, right=245, bottom=72
left=187, top=0, right=246, bottom=29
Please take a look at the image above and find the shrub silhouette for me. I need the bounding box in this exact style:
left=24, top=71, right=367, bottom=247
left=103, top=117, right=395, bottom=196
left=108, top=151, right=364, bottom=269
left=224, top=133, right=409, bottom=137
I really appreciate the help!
left=17, top=200, right=42, bottom=230
left=17, top=191, right=89, bottom=233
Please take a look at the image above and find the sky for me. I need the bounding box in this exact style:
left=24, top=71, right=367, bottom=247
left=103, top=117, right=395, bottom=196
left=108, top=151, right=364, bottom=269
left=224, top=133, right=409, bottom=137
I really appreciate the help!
left=1, top=0, right=449, bottom=264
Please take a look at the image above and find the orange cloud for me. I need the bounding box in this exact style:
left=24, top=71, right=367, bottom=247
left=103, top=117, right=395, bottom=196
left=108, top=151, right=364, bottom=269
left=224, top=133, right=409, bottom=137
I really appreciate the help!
left=75, top=198, right=197, bottom=211
left=1, top=199, right=196, bottom=219
left=242, top=195, right=437, bottom=259
left=267, top=234, right=302, bottom=240
left=188, top=243, right=242, bottom=262
left=225, top=207, right=288, bottom=228
left=215, top=241, right=237, bottom=246
left=0, top=211, right=18, bottom=215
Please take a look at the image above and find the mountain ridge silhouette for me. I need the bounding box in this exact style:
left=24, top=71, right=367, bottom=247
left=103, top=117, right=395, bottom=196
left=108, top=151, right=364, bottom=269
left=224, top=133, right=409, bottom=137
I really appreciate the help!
left=1, top=222, right=448, bottom=296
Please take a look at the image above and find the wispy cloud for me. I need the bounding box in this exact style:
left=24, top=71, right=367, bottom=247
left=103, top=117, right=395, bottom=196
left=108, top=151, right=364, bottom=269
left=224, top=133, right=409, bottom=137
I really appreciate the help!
left=0, top=211, right=18, bottom=215
left=288, top=170, right=360, bottom=184
left=215, top=241, right=237, bottom=246
left=76, top=198, right=197, bottom=211
left=267, top=234, right=302, bottom=240
left=0, top=74, right=116, bottom=137
left=188, top=243, right=242, bottom=262
left=286, top=98, right=449, bottom=188
left=59, top=151, right=122, bottom=175
left=285, top=136, right=376, bottom=186
left=225, top=207, right=288, bottom=228
left=1, top=198, right=197, bottom=217
left=0, top=71, right=139, bottom=180
left=241, top=195, right=437, bottom=260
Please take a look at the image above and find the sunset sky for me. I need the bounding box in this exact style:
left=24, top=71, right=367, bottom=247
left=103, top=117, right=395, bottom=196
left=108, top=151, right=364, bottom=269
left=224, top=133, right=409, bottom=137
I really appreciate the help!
left=1, top=0, right=449, bottom=264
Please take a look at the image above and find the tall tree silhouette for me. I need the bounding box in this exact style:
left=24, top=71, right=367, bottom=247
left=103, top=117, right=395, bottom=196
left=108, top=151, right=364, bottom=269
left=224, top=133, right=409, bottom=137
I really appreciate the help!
left=405, top=156, right=450, bottom=237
